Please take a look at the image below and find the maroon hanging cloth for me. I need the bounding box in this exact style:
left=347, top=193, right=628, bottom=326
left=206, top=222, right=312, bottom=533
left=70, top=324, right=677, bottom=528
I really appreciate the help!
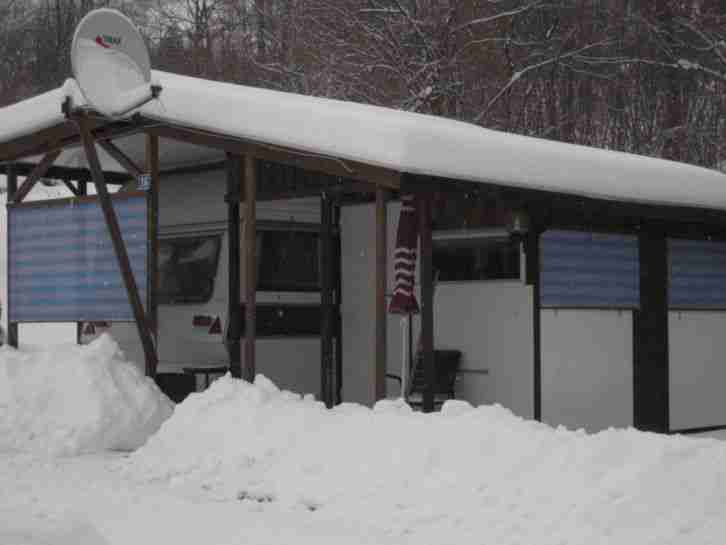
left=389, top=194, right=420, bottom=314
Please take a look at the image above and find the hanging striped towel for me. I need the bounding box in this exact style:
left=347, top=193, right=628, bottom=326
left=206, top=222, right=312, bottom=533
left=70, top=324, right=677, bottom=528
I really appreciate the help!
left=389, top=194, right=420, bottom=314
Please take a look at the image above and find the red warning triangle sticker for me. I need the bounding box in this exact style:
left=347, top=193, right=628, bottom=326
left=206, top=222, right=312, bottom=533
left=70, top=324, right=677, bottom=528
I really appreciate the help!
left=209, top=317, right=222, bottom=335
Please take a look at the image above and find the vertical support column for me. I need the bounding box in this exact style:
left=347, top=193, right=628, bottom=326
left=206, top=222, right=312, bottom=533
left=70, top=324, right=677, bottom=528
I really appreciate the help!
left=76, top=180, right=88, bottom=345
left=419, top=194, right=435, bottom=413
left=375, top=188, right=388, bottom=402
left=146, top=133, right=160, bottom=377
left=526, top=228, right=542, bottom=421
left=334, top=201, right=343, bottom=405
left=320, top=193, right=335, bottom=407
left=634, top=229, right=669, bottom=432
left=227, top=155, right=242, bottom=379
left=6, top=164, right=18, bottom=348
left=243, top=155, right=257, bottom=383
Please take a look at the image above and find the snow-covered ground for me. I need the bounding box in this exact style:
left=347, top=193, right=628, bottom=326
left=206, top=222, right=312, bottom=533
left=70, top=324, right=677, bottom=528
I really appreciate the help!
left=2, top=337, right=726, bottom=545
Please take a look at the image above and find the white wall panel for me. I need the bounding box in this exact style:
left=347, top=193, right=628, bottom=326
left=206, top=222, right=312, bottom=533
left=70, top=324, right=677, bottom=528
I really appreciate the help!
left=341, top=203, right=377, bottom=405
left=541, top=309, right=633, bottom=432
left=434, top=281, right=534, bottom=418
left=669, top=311, right=726, bottom=430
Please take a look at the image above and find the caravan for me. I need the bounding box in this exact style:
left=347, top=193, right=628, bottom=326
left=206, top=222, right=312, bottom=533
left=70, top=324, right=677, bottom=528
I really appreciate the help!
left=81, top=168, right=324, bottom=398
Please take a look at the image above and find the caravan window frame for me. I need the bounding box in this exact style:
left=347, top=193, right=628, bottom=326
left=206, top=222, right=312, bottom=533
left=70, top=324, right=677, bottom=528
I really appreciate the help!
left=157, top=233, right=223, bottom=305
left=255, top=222, right=321, bottom=293
left=432, top=228, right=523, bottom=283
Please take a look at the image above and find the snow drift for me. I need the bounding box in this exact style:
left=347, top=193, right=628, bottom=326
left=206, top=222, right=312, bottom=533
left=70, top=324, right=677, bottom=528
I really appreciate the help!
left=0, top=334, right=173, bottom=455
left=129, top=375, right=726, bottom=544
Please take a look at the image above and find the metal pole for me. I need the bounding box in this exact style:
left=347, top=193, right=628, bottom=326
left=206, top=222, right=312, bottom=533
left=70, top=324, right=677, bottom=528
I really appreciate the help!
left=6, top=164, right=18, bottom=348
left=76, top=179, right=88, bottom=346
left=375, top=188, right=388, bottom=401
left=419, top=195, right=435, bottom=413
left=76, top=115, right=158, bottom=375
left=243, top=155, right=257, bottom=382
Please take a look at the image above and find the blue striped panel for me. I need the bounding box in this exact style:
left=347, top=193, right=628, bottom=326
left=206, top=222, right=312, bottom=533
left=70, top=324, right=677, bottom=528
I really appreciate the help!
left=540, top=230, right=639, bottom=308
left=8, top=195, right=148, bottom=322
left=669, top=239, right=726, bottom=308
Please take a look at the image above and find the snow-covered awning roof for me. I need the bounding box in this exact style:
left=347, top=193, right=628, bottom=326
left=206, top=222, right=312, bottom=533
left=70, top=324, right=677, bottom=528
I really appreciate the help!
left=2, top=70, right=726, bottom=211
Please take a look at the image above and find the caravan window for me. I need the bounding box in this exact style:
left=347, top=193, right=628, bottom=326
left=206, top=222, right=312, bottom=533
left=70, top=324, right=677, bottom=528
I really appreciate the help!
left=257, top=230, right=319, bottom=292
left=158, top=235, right=221, bottom=304
left=433, top=234, right=520, bottom=282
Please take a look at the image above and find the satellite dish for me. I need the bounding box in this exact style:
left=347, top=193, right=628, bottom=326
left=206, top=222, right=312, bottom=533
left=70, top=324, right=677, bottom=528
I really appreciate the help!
left=71, top=8, right=156, bottom=117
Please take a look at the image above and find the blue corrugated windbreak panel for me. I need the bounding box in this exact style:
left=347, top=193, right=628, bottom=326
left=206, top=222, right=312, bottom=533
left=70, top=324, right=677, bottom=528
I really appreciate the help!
left=8, top=194, right=147, bottom=322
left=669, top=238, right=726, bottom=308
left=540, top=230, right=639, bottom=308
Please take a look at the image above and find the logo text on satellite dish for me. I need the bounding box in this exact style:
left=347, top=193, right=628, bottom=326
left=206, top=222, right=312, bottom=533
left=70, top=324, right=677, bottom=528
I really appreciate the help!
left=95, top=35, right=122, bottom=48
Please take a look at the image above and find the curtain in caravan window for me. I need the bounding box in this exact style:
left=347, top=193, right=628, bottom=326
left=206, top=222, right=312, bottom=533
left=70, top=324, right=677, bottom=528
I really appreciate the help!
left=669, top=239, right=726, bottom=308
left=540, top=230, right=639, bottom=308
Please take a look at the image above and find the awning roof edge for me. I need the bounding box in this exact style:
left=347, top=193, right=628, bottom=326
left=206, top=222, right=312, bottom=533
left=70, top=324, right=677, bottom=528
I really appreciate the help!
left=2, top=71, right=726, bottom=213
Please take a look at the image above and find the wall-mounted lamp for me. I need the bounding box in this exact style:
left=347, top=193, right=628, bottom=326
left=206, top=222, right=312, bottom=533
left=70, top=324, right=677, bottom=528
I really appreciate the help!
left=508, top=208, right=530, bottom=240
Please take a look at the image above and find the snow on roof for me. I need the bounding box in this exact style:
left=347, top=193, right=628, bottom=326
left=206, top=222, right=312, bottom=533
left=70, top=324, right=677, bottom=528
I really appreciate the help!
left=2, top=70, right=726, bottom=211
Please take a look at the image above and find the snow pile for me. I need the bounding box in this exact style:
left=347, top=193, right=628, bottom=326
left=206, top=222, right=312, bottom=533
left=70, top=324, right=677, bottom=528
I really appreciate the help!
left=0, top=335, right=173, bottom=455
left=129, top=375, right=726, bottom=543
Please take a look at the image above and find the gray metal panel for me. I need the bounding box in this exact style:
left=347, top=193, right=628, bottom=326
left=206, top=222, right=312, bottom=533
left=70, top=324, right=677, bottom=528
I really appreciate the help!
left=540, top=230, right=639, bottom=308
left=669, top=238, right=726, bottom=308
left=8, top=195, right=147, bottom=322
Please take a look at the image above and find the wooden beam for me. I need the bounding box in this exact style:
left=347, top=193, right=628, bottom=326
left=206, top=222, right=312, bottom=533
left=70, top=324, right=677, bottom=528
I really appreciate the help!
left=320, top=193, right=335, bottom=407
left=146, top=133, right=160, bottom=376
left=12, top=149, right=62, bottom=203
left=100, top=139, right=144, bottom=179
left=1, top=163, right=129, bottom=185
left=75, top=179, right=87, bottom=346
left=62, top=179, right=81, bottom=196
left=149, top=124, right=401, bottom=190
left=76, top=114, right=158, bottom=377
left=227, top=155, right=242, bottom=379
left=419, top=195, right=435, bottom=412
left=0, top=117, right=151, bottom=164
left=6, top=164, right=18, bottom=348
left=375, top=188, right=388, bottom=401
left=243, top=155, right=257, bottom=382
left=526, top=229, right=542, bottom=421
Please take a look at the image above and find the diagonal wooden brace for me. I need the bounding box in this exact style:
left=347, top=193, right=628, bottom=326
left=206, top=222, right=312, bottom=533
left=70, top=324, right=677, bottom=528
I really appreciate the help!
left=12, top=149, right=62, bottom=203
left=76, top=114, right=158, bottom=377
left=98, top=139, right=144, bottom=179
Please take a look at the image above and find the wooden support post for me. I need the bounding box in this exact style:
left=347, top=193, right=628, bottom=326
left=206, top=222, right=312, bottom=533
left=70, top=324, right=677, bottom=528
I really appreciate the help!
left=334, top=202, right=343, bottom=405
left=146, top=133, right=160, bottom=376
left=6, top=164, right=18, bottom=348
left=243, top=155, right=257, bottom=382
left=76, top=180, right=88, bottom=346
left=419, top=195, right=435, bottom=413
left=375, top=188, right=388, bottom=401
left=526, top=229, right=542, bottom=421
left=76, top=115, right=158, bottom=376
left=634, top=228, right=669, bottom=432
left=321, top=193, right=335, bottom=407
left=227, top=155, right=242, bottom=379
